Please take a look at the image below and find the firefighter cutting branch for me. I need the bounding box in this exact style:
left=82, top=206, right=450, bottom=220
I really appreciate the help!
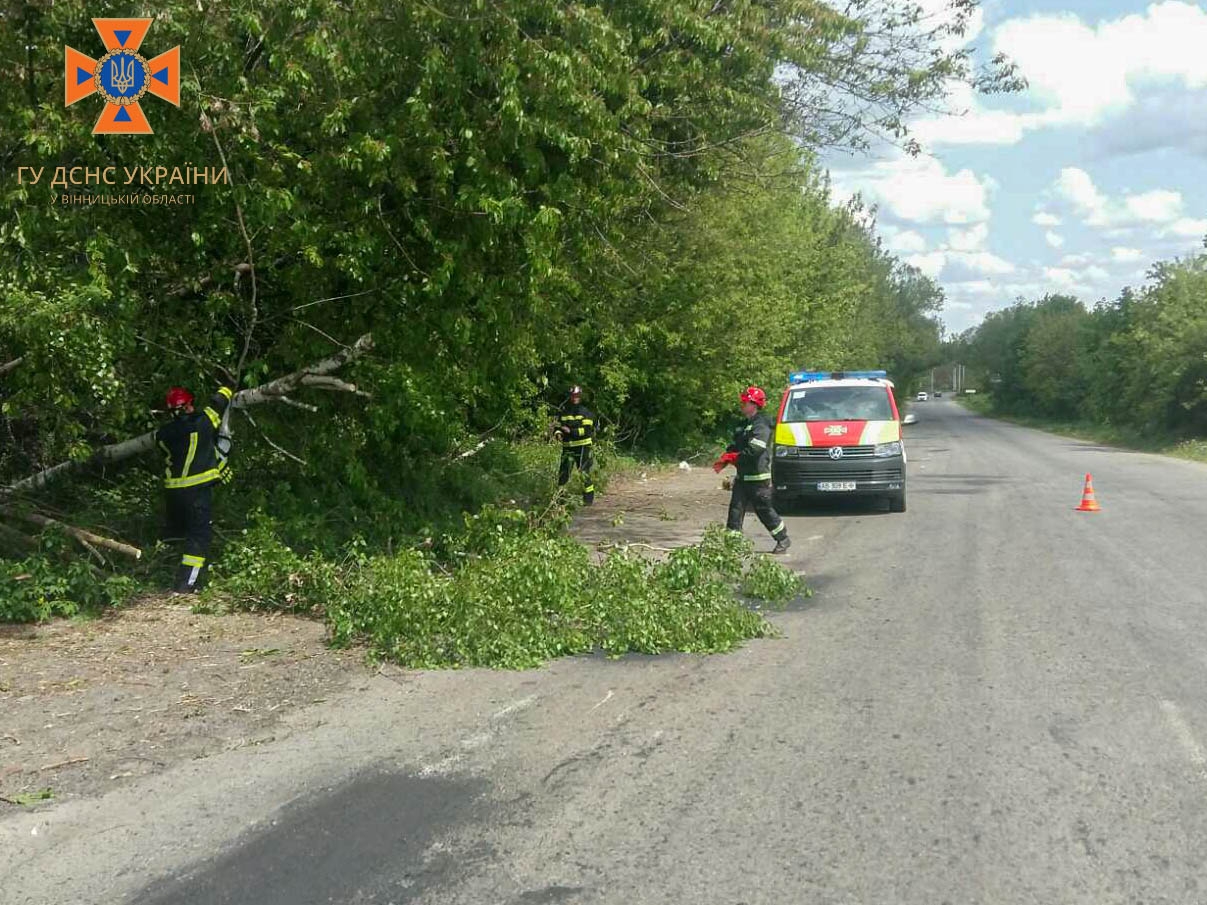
left=156, top=378, right=235, bottom=594
left=714, top=386, right=790, bottom=554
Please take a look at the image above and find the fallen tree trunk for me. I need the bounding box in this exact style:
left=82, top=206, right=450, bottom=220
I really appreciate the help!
left=0, top=356, right=24, bottom=377
left=1, top=507, right=143, bottom=560
left=2, top=333, right=374, bottom=498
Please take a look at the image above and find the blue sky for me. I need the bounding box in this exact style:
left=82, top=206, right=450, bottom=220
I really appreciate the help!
left=826, top=0, right=1207, bottom=334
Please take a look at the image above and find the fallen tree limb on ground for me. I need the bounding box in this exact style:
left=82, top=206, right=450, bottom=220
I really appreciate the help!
left=0, top=507, right=143, bottom=560
left=2, top=333, right=374, bottom=498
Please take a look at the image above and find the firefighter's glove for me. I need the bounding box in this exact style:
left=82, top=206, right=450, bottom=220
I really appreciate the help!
left=712, top=451, right=739, bottom=473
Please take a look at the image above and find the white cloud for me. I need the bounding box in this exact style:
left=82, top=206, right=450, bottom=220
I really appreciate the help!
left=1124, top=189, right=1183, bottom=223
left=905, top=251, right=948, bottom=278
left=884, top=229, right=928, bottom=254
left=1111, top=247, right=1143, bottom=263
left=911, top=108, right=1031, bottom=147
left=1051, top=167, right=1185, bottom=228
left=1045, top=231, right=1065, bottom=249
left=959, top=252, right=1015, bottom=275
left=947, top=223, right=988, bottom=252
left=1054, top=167, right=1109, bottom=222
left=1060, top=253, right=1094, bottom=268
left=831, top=154, right=995, bottom=225
left=1043, top=267, right=1091, bottom=294
left=1033, top=212, right=1062, bottom=227
left=1166, top=217, right=1207, bottom=238
left=946, top=279, right=998, bottom=296
left=943, top=251, right=1016, bottom=281
left=912, top=3, right=1207, bottom=152
left=993, top=2, right=1207, bottom=128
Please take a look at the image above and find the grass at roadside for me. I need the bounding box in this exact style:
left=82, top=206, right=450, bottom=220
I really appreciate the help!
left=958, top=396, right=1207, bottom=465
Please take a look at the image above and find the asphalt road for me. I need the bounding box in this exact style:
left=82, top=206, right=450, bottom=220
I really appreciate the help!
left=5, top=401, right=1207, bottom=904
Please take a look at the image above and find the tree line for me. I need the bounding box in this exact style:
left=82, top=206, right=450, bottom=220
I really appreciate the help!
left=1, top=0, right=1013, bottom=576
left=954, top=252, right=1207, bottom=438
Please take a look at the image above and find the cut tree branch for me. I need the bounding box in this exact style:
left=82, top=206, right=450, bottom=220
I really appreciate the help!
left=0, top=356, right=24, bottom=377
left=300, top=375, right=369, bottom=396
left=1, top=507, right=142, bottom=559
left=2, top=334, right=374, bottom=497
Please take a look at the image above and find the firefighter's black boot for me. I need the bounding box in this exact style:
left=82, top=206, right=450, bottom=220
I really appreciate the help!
left=772, top=536, right=791, bottom=555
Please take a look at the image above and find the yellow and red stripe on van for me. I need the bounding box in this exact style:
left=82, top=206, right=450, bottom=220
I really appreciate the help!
left=774, top=419, right=902, bottom=448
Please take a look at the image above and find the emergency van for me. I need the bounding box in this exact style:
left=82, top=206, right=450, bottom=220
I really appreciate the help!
left=770, top=370, right=907, bottom=512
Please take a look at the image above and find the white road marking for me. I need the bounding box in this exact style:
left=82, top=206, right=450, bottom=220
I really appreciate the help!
left=419, top=695, right=539, bottom=776
left=1159, top=699, right=1207, bottom=778
left=591, top=690, right=614, bottom=711
left=807, top=535, right=823, bottom=542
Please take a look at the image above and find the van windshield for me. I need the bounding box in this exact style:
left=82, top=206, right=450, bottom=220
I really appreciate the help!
left=781, top=386, right=893, bottom=423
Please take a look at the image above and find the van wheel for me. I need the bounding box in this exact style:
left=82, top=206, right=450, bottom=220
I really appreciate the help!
left=888, top=491, right=906, bottom=513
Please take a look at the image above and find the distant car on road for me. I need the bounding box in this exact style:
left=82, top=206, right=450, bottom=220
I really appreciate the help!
left=917, top=391, right=928, bottom=402
left=933, top=391, right=942, bottom=398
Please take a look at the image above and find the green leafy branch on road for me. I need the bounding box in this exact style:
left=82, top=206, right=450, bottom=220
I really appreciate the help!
left=204, top=517, right=806, bottom=670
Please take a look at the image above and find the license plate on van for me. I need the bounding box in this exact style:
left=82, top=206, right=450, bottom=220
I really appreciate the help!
left=818, top=481, right=857, bottom=492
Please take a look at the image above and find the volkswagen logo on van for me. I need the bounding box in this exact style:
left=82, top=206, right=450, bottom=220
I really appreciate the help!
left=829, top=447, right=844, bottom=460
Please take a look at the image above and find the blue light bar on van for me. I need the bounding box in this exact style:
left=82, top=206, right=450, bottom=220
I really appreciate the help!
left=788, top=369, right=888, bottom=384
left=842, top=370, right=888, bottom=380
left=788, top=371, right=830, bottom=383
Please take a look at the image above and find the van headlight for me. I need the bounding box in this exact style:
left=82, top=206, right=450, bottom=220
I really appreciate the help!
left=775, top=446, right=789, bottom=457
left=874, top=441, right=903, bottom=458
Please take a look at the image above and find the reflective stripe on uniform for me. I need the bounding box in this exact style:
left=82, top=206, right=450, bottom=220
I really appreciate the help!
left=565, top=438, right=593, bottom=448
left=581, top=418, right=593, bottom=426
left=181, top=432, right=199, bottom=479
left=770, top=521, right=786, bottom=536
left=217, top=387, right=234, bottom=400
left=748, top=437, right=767, bottom=449
left=204, top=407, right=221, bottom=429
left=181, top=554, right=206, bottom=568
left=742, top=473, right=771, bottom=481
left=164, top=468, right=220, bottom=489
left=584, top=484, right=595, bottom=493
left=159, top=441, right=173, bottom=479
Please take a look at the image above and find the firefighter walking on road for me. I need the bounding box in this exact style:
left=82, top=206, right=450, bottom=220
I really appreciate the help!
left=555, top=384, right=595, bottom=505
left=156, top=382, right=235, bottom=593
left=714, top=386, right=790, bottom=554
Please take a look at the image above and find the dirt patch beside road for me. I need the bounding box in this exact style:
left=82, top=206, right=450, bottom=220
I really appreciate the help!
left=0, top=600, right=364, bottom=809
left=0, top=464, right=741, bottom=812
left=576, top=463, right=763, bottom=554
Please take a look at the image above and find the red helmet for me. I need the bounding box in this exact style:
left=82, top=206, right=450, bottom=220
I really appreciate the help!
left=740, top=386, right=766, bottom=408
left=165, top=387, right=194, bottom=410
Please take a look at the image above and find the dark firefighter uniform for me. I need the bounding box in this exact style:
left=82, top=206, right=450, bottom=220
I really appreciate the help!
left=557, top=396, right=596, bottom=505
left=156, top=386, right=233, bottom=592
left=726, top=412, right=790, bottom=550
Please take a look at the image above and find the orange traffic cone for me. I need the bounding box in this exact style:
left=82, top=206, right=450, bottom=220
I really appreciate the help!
left=1075, top=473, right=1101, bottom=512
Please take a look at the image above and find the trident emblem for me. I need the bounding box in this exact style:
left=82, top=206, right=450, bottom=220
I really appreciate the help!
left=109, top=55, right=136, bottom=94
left=65, top=18, right=180, bottom=134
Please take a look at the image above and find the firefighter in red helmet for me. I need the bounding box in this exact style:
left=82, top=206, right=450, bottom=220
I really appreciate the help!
left=713, top=385, right=790, bottom=554
left=156, top=382, right=234, bottom=593
left=554, top=384, right=596, bottom=505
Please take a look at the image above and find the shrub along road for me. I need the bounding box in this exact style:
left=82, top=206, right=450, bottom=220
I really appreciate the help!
left=4, top=401, right=1207, bottom=904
